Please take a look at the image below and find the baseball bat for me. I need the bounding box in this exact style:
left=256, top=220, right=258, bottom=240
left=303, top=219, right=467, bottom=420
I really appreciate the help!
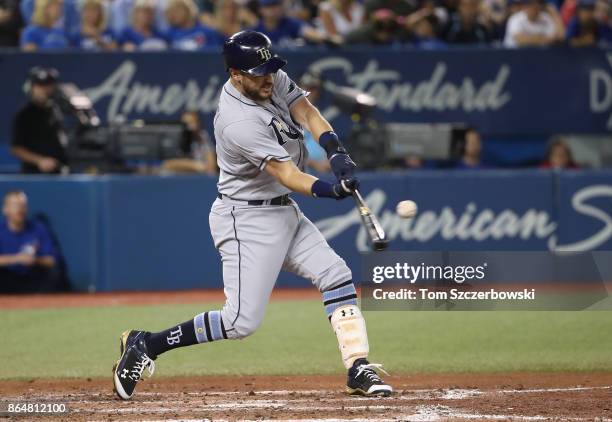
left=352, top=189, right=388, bottom=251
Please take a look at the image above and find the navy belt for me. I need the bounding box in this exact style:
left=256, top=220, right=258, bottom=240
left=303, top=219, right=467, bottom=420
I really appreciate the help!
left=217, top=193, right=291, bottom=206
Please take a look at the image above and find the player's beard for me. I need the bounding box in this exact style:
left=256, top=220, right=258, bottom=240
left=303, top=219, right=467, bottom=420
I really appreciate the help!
left=243, top=81, right=273, bottom=102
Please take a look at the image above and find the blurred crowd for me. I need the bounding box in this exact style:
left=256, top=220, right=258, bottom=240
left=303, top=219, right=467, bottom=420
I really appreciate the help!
left=0, top=0, right=609, bottom=51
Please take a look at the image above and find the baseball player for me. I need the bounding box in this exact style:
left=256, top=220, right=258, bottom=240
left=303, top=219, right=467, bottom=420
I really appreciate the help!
left=113, top=30, right=392, bottom=400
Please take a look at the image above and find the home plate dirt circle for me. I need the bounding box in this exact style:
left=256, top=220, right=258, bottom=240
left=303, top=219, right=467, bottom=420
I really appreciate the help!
left=1, top=374, right=611, bottom=421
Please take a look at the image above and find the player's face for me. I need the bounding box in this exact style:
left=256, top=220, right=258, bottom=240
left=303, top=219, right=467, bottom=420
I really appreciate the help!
left=240, top=72, right=274, bottom=102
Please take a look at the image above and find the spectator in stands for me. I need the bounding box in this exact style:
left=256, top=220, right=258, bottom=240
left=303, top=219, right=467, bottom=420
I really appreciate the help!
left=290, top=0, right=324, bottom=23
left=0, top=0, right=23, bottom=47
left=165, top=0, right=222, bottom=49
left=406, top=1, right=449, bottom=32
left=118, top=0, right=168, bottom=51
left=20, top=0, right=80, bottom=35
left=404, top=154, right=424, bottom=168
left=11, top=68, right=68, bottom=174
left=318, top=0, right=365, bottom=38
left=503, top=0, right=564, bottom=47
left=407, top=10, right=447, bottom=48
left=111, top=0, right=172, bottom=37
left=481, top=0, right=508, bottom=28
left=365, top=0, right=418, bottom=19
left=561, top=0, right=578, bottom=25
left=455, top=127, right=484, bottom=169
left=595, top=0, right=611, bottom=26
left=540, top=137, right=579, bottom=169
left=205, top=0, right=250, bottom=38
left=252, top=0, right=328, bottom=46
left=161, top=111, right=217, bottom=174
left=443, top=0, right=492, bottom=43
left=0, top=191, right=64, bottom=294
left=20, top=0, right=69, bottom=51
left=567, top=0, right=612, bottom=46
left=344, top=8, right=406, bottom=44
left=70, top=0, right=117, bottom=50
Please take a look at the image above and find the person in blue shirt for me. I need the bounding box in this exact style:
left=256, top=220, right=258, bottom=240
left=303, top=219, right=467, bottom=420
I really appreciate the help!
left=20, top=0, right=80, bottom=37
left=409, top=11, right=448, bottom=49
left=252, top=0, right=327, bottom=46
left=20, top=0, right=69, bottom=51
left=119, top=0, right=168, bottom=51
left=70, top=0, right=117, bottom=50
left=164, top=0, right=222, bottom=50
left=0, top=191, right=64, bottom=293
left=567, top=0, right=612, bottom=47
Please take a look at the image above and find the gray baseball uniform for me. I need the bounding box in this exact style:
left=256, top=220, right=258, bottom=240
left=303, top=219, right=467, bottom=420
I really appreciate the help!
left=210, top=70, right=352, bottom=339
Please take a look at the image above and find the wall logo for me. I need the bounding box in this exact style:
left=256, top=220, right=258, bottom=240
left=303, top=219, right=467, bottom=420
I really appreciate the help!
left=83, top=58, right=512, bottom=123
left=590, top=53, right=612, bottom=130
left=308, top=59, right=512, bottom=120
left=85, top=61, right=222, bottom=121
left=315, top=185, right=612, bottom=251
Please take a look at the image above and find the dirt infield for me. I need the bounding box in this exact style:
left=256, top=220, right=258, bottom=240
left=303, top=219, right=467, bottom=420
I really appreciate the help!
left=1, top=373, right=611, bottom=421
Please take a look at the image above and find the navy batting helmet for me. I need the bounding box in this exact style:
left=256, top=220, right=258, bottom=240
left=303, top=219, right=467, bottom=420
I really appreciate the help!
left=223, top=31, right=287, bottom=76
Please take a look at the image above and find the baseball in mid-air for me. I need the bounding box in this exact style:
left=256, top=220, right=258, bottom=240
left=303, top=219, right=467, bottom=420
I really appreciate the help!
left=396, top=200, right=418, bottom=219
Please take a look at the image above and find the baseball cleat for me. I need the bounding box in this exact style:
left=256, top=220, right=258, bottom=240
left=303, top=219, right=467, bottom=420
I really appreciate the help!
left=112, top=330, right=155, bottom=400
left=346, top=359, right=393, bottom=396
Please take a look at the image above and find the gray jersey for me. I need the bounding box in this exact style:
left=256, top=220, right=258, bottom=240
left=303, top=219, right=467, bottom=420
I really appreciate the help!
left=214, top=70, right=308, bottom=200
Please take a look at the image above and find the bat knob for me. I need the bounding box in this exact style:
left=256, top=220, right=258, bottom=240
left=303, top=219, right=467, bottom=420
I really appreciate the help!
left=373, top=239, right=389, bottom=251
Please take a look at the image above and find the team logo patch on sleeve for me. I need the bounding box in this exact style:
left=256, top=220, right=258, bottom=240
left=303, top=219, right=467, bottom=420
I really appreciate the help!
left=288, top=82, right=295, bottom=94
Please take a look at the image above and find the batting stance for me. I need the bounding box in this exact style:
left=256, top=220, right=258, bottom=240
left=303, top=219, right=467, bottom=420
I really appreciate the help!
left=113, top=30, right=392, bottom=400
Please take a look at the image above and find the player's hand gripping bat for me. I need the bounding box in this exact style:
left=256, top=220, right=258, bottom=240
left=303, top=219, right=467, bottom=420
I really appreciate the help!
left=352, top=189, right=388, bottom=251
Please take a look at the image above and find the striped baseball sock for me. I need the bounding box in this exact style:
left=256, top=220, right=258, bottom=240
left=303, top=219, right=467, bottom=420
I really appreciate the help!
left=322, top=280, right=358, bottom=319
left=145, top=310, right=227, bottom=357
left=193, top=310, right=228, bottom=343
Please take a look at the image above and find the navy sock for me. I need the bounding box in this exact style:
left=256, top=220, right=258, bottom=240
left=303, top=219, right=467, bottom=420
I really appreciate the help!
left=145, top=319, right=198, bottom=357
left=145, top=310, right=228, bottom=357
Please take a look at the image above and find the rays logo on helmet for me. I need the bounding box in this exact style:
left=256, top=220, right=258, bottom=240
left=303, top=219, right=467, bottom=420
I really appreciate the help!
left=257, top=47, right=272, bottom=61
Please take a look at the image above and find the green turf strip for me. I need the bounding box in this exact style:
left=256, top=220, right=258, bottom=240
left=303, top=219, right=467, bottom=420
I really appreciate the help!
left=1, top=301, right=611, bottom=379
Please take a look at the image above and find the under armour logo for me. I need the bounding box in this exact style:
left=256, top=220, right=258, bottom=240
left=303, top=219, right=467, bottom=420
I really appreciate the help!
left=257, top=48, right=272, bottom=61
left=341, top=308, right=355, bottom=317
left=167, top=326, right=183, bottom=345
left=121, top=368, right=129, bottom=379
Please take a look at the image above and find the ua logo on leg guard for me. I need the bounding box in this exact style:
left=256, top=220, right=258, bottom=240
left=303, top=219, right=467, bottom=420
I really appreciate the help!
left=340, top=307, right=355, bottom=318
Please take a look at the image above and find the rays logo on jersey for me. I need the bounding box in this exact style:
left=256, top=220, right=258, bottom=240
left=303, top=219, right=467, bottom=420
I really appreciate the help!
left=268, top=116, right=300, bottom=146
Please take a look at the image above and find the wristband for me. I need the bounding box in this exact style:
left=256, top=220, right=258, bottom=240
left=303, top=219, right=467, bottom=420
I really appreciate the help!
left=318, top=131, right=347, bottom=158
left=311, top=179, right=339, bottom=198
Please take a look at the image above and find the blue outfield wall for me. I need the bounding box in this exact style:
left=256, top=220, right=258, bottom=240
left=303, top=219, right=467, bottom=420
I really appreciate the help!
left=0, top=47, right=611, bottom=168
left=0, top=170, right=610, bottom=292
